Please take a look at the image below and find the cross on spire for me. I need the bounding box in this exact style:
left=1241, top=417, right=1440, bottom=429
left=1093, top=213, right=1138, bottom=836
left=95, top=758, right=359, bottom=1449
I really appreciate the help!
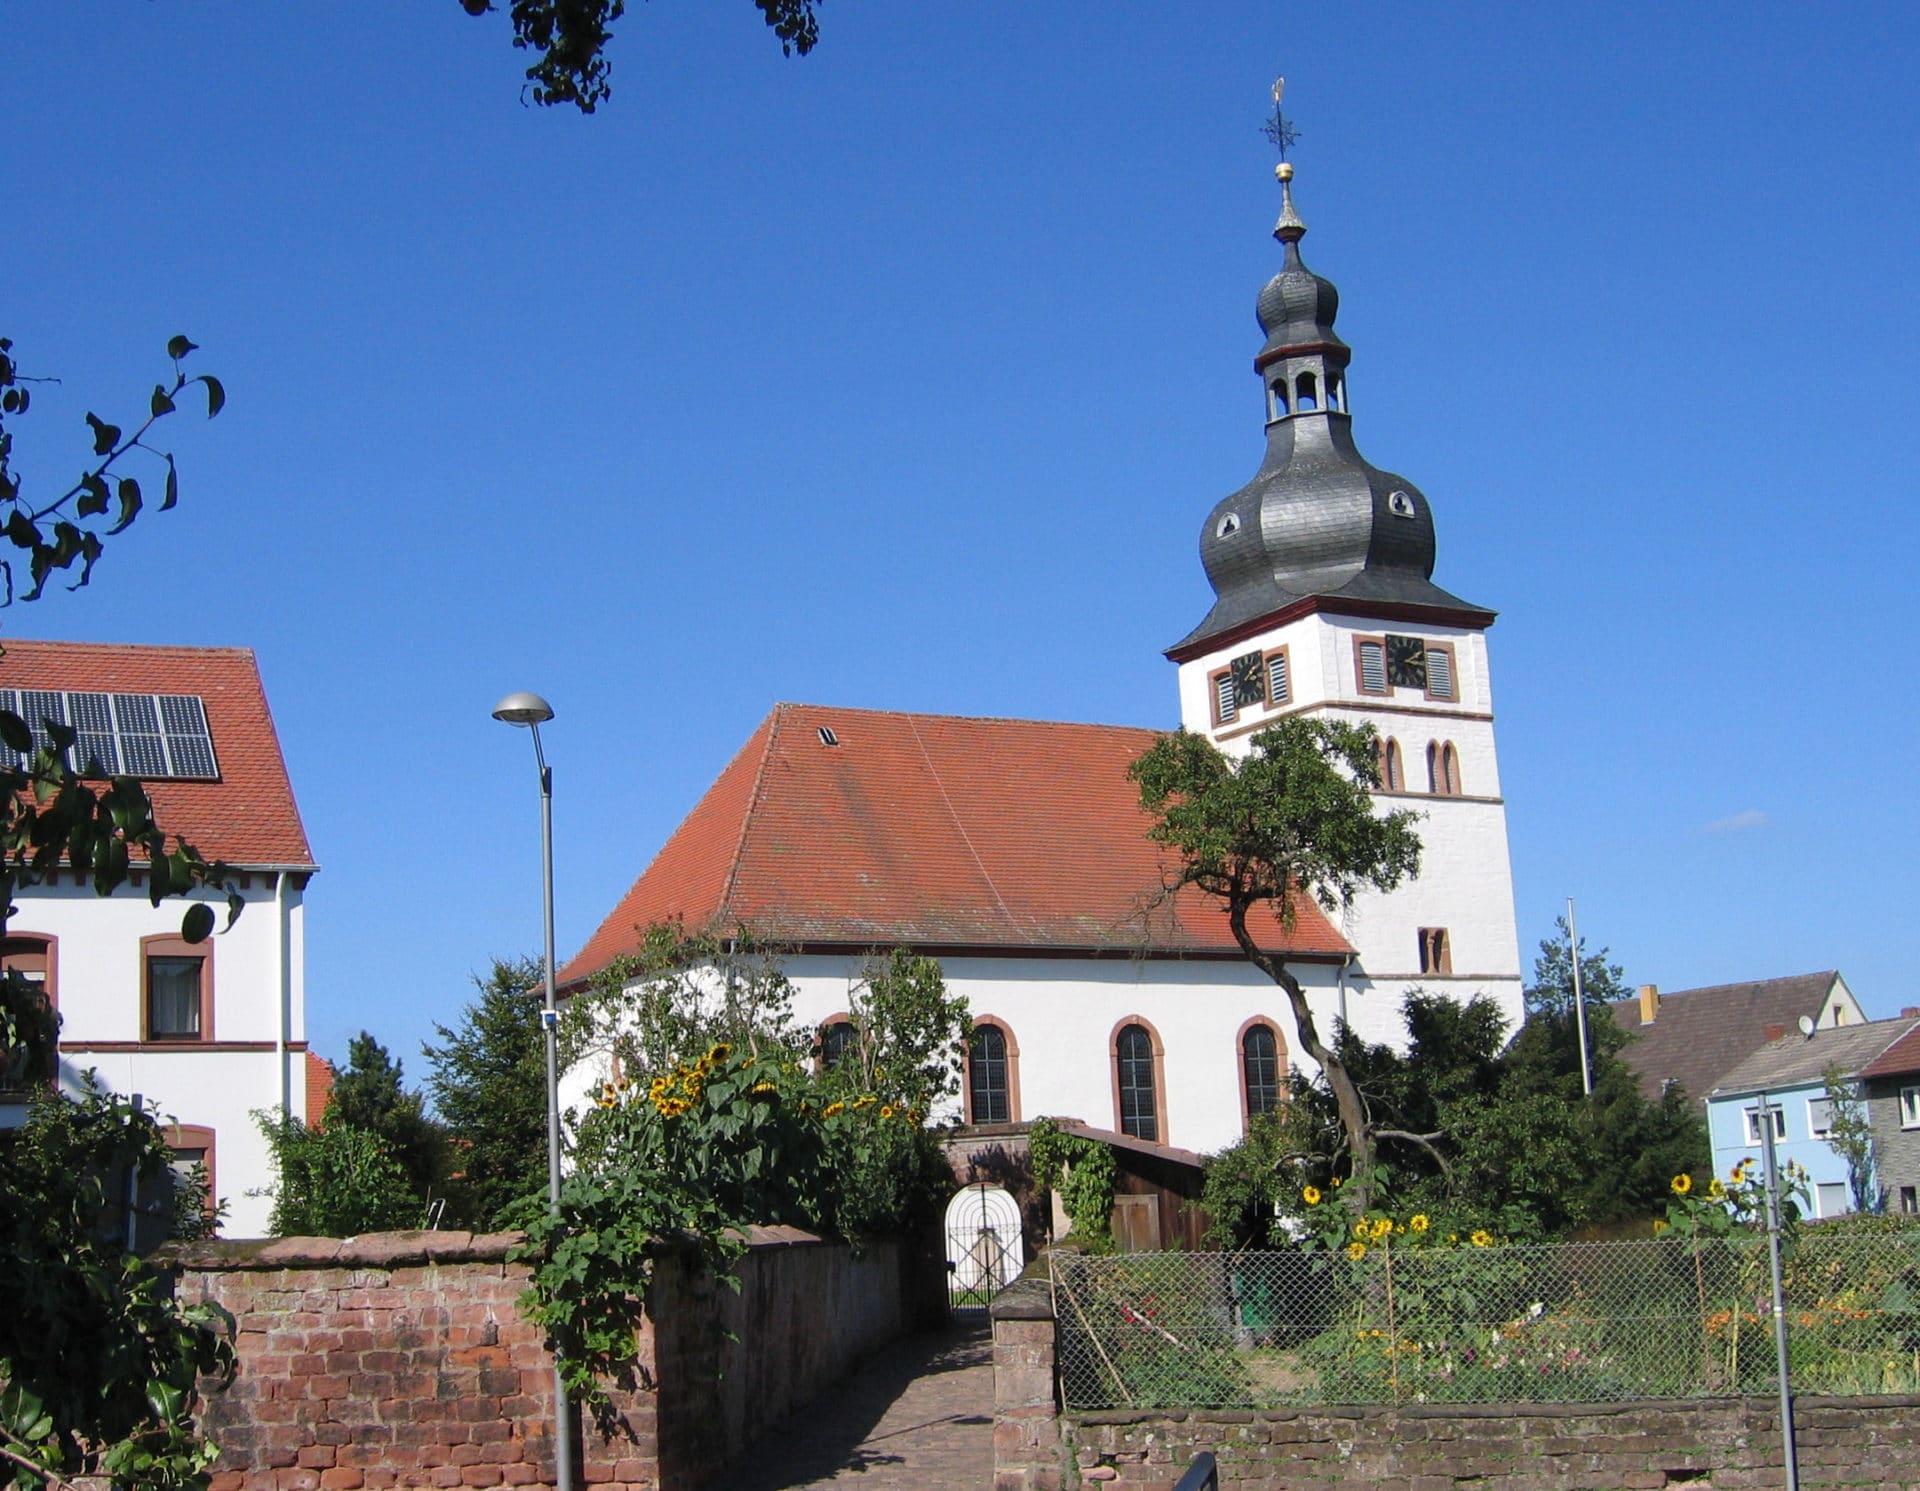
left=1261, top=77, right=1299, bottom=162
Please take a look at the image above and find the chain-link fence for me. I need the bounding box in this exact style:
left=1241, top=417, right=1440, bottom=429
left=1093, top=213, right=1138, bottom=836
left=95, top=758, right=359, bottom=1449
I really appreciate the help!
left=1052, top=1233, right=1920, bottom=1410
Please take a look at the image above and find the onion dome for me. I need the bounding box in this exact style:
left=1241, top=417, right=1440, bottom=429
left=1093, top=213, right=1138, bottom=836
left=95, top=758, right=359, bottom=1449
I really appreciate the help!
left=1168, top=164, right=1492, bottom=658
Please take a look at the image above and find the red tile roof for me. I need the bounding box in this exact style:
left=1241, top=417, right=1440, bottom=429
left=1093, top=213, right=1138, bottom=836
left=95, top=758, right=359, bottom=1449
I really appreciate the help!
left=305, top=1050, right=335, bottom=1129
left=560, top=703, right=1350, bottom=986
left=1, top=640, right=315, bottom=868
left=1861, top=1025, right=1920, bottom=1080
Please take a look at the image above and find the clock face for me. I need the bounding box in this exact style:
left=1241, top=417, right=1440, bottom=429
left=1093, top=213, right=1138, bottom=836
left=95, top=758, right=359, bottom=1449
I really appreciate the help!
left=1385, top=634, right=1427, bottom=689
left=1229, top=650, right=1267, bottom=708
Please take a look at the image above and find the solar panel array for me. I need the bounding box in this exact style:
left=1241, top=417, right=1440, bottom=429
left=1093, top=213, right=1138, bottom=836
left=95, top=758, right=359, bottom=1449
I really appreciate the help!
left=0, top=689, right=220, bottom=779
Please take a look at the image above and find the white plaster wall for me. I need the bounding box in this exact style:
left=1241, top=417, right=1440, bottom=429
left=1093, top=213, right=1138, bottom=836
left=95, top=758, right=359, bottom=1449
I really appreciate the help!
left=11, top=874, right=307, bottom=1238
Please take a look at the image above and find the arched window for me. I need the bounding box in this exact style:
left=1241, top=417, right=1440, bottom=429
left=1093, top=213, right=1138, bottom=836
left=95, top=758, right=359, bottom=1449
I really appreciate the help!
left=1241, top=1022, right=1283, bottom=1122
left=1295, top=371, right=1318, bottom=411
left=1113, top=1020, right=1163, bottom=1142
left=818, top=1018, right=858, bottom=1072
left=967, top=1021, right=1018, bottom=1125
left=1443, top=743, right=1461, bottom=795
left=1329, top=373, right=1345, bottom=412
left=1379, top=737, right=1404, bottom=792
left=1, top=935, right=57, bottom=1087
left=1426, top=741, right=1462, bottom=796
left=1269, top=381, right=1289, bottom=420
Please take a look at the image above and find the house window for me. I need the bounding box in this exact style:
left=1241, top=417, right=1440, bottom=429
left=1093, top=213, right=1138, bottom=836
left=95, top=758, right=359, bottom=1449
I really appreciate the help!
left=1424, top=645, right=1458, bottom=702
left=1427, top=740, right=1462, bottom=796
left=818, top=1019, right=858, bottom=1072
left=1114, top=1022, right=1160, bottom=1143
left=1900, top=1186, right=1917, bottom=1215
left=1241, top=1024, right=1282, bottom=1121
left=163, top=1123, right=217, bottom=1227
left=1417, top=928, right=1451, bottom=976
left=1354, top=638, right=1388, bottom=696
left=1902, top=1087, right=1920, bottom=1129
left=1744, top=1105, right=1787, bottom=1145
left=1808, top=1097, right=1835, bottom=1139
left=1, top=935, right=57, bottom=1088
left=142, top=935, right=212, bottom=1042
left=967, top=1022, right=1016, bottom=1125
left=1816, top=1181, right=1850, bottom=1219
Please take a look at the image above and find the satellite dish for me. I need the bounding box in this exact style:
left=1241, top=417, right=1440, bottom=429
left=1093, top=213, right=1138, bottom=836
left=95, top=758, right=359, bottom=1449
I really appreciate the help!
left=1798, top=1015, right=1817, bottom=1039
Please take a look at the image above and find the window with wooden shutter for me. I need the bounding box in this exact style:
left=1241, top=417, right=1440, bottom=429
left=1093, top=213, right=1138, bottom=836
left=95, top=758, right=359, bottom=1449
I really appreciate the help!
left=1425, top=645, right=1457, bottom=701
left=1356, top=639, right=1387, bottom=695
left=1265, top=650, right=1290, bottom=706
left=1212, top=670, right=1238, bottom=726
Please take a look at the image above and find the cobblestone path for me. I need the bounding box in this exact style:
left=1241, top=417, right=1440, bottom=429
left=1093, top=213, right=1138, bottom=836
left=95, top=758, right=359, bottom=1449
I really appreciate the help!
left=718, top=1317, right=994, bottom=1490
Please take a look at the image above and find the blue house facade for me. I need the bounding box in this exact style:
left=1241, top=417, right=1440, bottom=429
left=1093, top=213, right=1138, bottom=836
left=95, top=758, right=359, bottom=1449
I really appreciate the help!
left=1708, top=1017, right=1919, bottom=1220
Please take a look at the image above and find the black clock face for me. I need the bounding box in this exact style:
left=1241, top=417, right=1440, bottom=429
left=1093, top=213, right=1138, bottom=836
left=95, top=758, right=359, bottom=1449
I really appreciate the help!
left=1229, top=650, right=1267, bottom=707
left=1385, top=634, right=1427, bottom=689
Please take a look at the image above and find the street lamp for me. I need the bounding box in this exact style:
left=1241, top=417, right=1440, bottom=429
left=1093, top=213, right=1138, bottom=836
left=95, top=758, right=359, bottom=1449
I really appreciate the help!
left=491, top=690, right=574, bottom=1491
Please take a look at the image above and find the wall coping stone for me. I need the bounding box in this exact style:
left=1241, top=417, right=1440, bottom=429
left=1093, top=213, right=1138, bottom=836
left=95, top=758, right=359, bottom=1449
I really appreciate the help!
left=991, top=1276, right=1057, bottom=1321
left=1066, top=1391, right=1920, bottom=1428
left=160, top=1223, right=841, bottom=1274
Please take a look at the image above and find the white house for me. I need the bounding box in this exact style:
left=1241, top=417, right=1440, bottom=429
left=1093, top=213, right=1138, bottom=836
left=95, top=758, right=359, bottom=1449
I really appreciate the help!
left=558, top=161, right=1524, bottom=1159
left=0, top=640, right=317, bottom=1237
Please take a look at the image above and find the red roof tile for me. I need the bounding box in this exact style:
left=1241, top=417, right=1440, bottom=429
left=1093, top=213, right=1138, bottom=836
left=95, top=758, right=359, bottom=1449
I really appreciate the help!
left=560, top=703, right=1349, bottom=986
left=1861, top=1025, right=1920, bottom=1080
left=305, top=1051, right=335, bottom=1129
left=1, top=639, right=315, bottom=868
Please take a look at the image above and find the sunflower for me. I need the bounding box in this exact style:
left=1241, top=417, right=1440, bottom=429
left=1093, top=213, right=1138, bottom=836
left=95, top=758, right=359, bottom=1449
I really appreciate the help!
left=1370, top=1218, right=1393, bottom=1242
left=708, top=1042, right=733, bottom=1065
left=1652, top=1219, right=1670, bottom=1235
left=1301, top=1185, right=1322, bottom=1206
left=1470, top=1229, right=1493, bottom=1248
left=880, top=1105, right=896, bottom=1119
left=823, top=1101, right=845, bottom=1117
left=1706, top=1178, right=1726, bottom=1201
left=1345, top=1242, right=1367, bottom=1261
left=1409, top=1214, right=1429, bottom=1233
left=751, top=1080, right=778, bottom=1096
left=1670, top=1174, right=1693, bottom=1197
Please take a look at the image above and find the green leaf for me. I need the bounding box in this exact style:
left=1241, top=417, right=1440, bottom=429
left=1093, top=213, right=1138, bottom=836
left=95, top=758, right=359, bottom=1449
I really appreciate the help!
left=198, top=375, right=226, bottom=418
left=181, top=900, right=215, bottom=945
left=167, top=334, right=199, bottom=361
left=109, top=476, right=143, bottom=534
left=86, top=412, right=121, bottom=455
left=151, top=384, right=176, bottom=417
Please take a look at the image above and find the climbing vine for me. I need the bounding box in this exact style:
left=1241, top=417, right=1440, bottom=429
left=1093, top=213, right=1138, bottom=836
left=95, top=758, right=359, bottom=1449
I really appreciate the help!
left=1029, top=1117, right=1118, bottom=1250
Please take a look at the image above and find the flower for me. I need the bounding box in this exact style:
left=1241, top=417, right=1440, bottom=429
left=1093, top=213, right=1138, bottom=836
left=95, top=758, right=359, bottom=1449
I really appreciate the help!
left=1330, top=1176, right=1342, bottom=1188
left=751, top=1080, right=778, bottom=1096
left=1707, top=1178, right=1726, bottom=1201
left=1652, top=1219, right=1670, bottom=1235
left=823, top=1101, right=845, bottom=1117
left=1410, top=1214, right=1430, bottom=1233
left=1670, top=1174, right=1693, bottom=1197
left=1345, top=1242, right=1367, bottom=1261
left=1470, top=1229, right=1493, bottom=1248
left=1370, top=1218, right=1393, bottom=1242
left=880, top=1104, right=897, bottom=1119
left=1302, top=1185, right=1322, bottom=1206
left=708, top=1042, right=733, bottom=1064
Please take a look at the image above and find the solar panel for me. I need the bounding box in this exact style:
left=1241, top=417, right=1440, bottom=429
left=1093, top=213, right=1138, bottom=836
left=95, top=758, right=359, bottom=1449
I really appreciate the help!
left=68, top=691, right=121, bottom=776
left=20, top=691, right=67, bottom=759
left=158, top=695, right=218, bottom=779
left=110, top=694, right=170, bottom=777
left=0, top=690, right=19, bottom=771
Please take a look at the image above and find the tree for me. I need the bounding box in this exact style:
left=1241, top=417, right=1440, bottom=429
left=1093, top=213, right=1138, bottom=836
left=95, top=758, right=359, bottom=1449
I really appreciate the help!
left=1524, top=913, right=1628, bottom=1019
left=456, top=0, right=821, bottom=113
left=0, top=340, right=238, bottom=1488
left=829, top=949, right=971, bottom=1114
left=254, top=1114, right=423, bottom=1238
left=327, top=1032, right=449, bottom=1206
left=422, top=957, right=550, bottom=1230
left=1131, top=720, right=1421, bottom=1209
left=1821, top=1061, right=1877, bottom=1213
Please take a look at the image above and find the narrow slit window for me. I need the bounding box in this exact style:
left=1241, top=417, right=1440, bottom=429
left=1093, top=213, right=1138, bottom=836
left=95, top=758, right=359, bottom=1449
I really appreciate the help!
left=1269, top=381, right=1289, bottom=420
left=1116, top=1024, right=1158, bottom=1142
left=1383, top=738, right=1404, bottom=792
left=968, top=1025, right=1011, bottom=1125
left=1417, top=927, right=1452, bottom=976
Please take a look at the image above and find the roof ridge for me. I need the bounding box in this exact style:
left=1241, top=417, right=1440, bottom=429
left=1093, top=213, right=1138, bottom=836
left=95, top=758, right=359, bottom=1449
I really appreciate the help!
left=776, top=700, right=1166, bottom=736
left=905, top=713, right=1023, bottom=941
left=715, top=706, right=786, bottom=928
left=0, top=638, right=257, bottom=657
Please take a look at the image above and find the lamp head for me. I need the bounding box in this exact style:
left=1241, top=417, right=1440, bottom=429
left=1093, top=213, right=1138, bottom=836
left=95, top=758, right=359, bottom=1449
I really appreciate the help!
left=492, top=691, right=555, bottom=727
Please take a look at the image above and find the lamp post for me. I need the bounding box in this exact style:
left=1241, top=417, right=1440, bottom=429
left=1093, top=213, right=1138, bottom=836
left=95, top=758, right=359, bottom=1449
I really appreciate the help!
left=491, top=690, right=574, bottom=1491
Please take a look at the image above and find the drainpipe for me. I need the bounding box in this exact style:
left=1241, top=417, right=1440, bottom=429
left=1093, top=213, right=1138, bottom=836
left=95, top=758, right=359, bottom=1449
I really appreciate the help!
left=275, top=871, right=292, bottom=1120
left=1337, top=953, right=1352, bottom=1035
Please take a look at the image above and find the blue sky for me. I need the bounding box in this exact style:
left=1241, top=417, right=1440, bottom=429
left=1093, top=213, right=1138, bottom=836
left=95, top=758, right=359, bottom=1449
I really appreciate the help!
left=8, top=2, right=1919, bottom=1076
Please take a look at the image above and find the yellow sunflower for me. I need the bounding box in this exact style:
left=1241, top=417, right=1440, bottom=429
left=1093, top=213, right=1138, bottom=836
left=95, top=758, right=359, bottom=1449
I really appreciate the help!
left=880, top=1104, right=896, bottom=1119
left=708, top=1042, right=732, bottom=1064
left=1706, top=1178, right=1726, bottom=1201
left=1302, top=1185, right=1322, bottom=1206
left=1345, top=1241, right=1367, bottom=1261
left=1670, top=1174, right=1693, bottom=1197
left=823, top=1101, right=845, bottom=1117
left=1409, top=1215, right=1429, bottom=1233
left=1470, top=1229, right=1493, bottom=1248
left=1652, top=1219, right=1670, bottom=1235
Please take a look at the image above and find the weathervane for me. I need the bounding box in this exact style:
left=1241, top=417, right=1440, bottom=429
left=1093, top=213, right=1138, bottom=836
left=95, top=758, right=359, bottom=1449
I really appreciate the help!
left=1261, top=77, right=1299, bottom=163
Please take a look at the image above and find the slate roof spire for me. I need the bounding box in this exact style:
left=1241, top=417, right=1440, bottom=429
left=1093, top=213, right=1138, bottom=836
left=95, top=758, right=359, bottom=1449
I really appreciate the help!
left=1168, top=157, right=1494, bottom=659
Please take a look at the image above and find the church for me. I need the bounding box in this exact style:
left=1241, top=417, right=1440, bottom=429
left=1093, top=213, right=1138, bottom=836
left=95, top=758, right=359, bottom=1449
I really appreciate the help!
left=556, top=160, right=1523, bottom=1161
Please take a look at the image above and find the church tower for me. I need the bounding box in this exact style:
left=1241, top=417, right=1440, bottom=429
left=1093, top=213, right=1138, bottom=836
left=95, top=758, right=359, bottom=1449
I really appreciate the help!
left=1166, top=160, right=1524, bottom=1040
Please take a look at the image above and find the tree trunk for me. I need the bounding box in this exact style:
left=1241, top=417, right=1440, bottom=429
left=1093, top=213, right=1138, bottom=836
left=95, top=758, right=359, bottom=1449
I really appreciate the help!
left=1228, top=898, right=1376, bottom=1211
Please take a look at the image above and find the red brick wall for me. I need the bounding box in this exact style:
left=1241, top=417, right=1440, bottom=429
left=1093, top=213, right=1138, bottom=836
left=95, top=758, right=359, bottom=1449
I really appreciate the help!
left=170, top=1226, right=935, bottom=1491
